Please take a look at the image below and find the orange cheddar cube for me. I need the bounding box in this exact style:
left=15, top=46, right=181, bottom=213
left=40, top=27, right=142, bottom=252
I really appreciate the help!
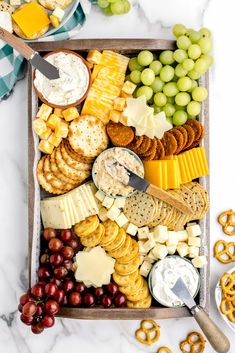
left=39, top=127, right=52, bottom=140
left=55, top=122, right=68, bottom=138
left=47, top=114, right=61, bottom=130
left=50, top=15, right=59, bottom=28
left=32, top=118, right=47, bottom=135
left=12, top=2, right=50, bottom=39
left=36, top=104, right=53, bottom=121
left=38, top=140, right=54, bottom=154
left=121, top=81, right=137, bottom=95
left=48, top=133, right=62, bottom=147
left=62, top=107, right=79, bottom=122
left=109, top=110, right=121, bottom=123
left=113, top=97, right=126, bottom=112
left=87, top=50, right=102, bottom=65
left=54, top=108, right=63, bottom=118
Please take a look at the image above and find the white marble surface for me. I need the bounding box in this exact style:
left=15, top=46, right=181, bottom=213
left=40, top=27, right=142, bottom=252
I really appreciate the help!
left=1, top=0, right=235, bottom=352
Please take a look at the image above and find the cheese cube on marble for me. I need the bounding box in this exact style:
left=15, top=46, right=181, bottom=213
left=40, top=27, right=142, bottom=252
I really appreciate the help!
left=138, top=241, right=147, bottom=255
left=37, top=104, right=52, bottom=121
left=38, top=140, right=54, bottom=154
left=106, top=205, right=121, bottom=221
left=177, top=230, right=188, bottom=242
left=166, top=231, right=178, bottom=246
left=143, top=238, right=156, bottom=253
left=32, top=118, right=47, bottom=135
left=188, top=236, right=201, bottom=247
left=139, top=261, right=153, bottom=277
left=166, top=244, right=177, bottom=255
left=153, top=225, right=168, bottom=244
left=102, top=196, right=114, bottom=209
left=121, top=81, right=136, bottom=95
left=192, top=256, right=207, bottom=268
left=95, top=190, right=106, bottom=202
left=113, top=197, right=126, bottom=209
left=52, top=7, right=64, bottom=21
left=0, top=12, right=13, bottom=33
left=126, top=223, right=138, bottom=236
left=113, top=97, right=126, bottom=112
left=152, top=244, right=168, bottom=260
left=98, top=207, right=108, bottom=222
left=177, top=243, right=189, bottom=257
left=188, top=246, right=200, bottom=258
left=186, top=224, right=202, bottom=237
left=137, top=226, right=149, bottom=240
left=115, top=213, right=128, bottom=227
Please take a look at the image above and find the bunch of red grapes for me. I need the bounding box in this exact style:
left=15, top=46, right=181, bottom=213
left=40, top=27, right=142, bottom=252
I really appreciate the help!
left=18, top=227, right=127, bottom=334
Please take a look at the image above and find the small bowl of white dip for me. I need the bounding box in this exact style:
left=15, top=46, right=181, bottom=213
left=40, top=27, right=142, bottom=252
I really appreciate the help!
left=33, top=50, right=91, bottom=109
left=148, top=255, right=200, bottom=308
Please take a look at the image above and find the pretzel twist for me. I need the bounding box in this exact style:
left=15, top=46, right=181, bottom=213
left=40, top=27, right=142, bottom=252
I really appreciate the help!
left=218, top=210, right=235, bottom=236
left=214, top=240, right=235, bottom=264
left=135, top=320, right=160, bottom=345
left=180, top=332, right=206, bottom=353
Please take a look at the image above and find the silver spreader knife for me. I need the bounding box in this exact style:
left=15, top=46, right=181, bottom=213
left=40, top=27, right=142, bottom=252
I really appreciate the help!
left=0, top=27, right=60, bottom=80
left=171, top=277, right=230, bottom=353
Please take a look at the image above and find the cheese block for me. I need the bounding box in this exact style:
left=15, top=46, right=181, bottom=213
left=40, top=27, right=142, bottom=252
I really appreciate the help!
left=41, top=199, right=70, bottom=229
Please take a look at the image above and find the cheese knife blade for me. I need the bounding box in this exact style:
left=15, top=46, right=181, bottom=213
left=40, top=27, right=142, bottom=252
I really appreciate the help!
left=30, top=53, right=60, bottom=80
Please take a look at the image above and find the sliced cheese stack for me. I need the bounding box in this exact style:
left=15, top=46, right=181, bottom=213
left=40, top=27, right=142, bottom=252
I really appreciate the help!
left=82, top=50, right=129, bottom=124
left=41, top=182, right=100, bottom=229
left=143, top=147, right=209, bottom=190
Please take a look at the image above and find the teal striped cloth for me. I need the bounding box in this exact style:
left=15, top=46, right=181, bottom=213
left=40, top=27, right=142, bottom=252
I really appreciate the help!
left=0, top=0, right=95, bottom=100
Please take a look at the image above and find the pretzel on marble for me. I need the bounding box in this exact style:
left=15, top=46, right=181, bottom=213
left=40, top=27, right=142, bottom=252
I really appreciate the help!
left=180, top=332, right=206, bottom=353
left=218, top=210, right=235, bottom=236
left=135, top=320, right=160, bottom=345
left=214, top=240, right=235, bottom=264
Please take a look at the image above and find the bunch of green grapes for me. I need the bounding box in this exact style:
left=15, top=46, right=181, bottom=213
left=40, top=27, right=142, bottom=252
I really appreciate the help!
left=128, top=24, right=213, bottom=126
left=97, top=0, right=131, bottom=15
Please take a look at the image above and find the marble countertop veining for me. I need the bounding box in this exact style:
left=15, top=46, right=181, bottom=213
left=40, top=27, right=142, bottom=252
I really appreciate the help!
left=1, top=0, right=235, bottom=352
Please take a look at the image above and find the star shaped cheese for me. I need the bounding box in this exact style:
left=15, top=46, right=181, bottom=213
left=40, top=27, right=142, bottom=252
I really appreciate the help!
left=74, top=246, right=115, bottom=287
left=123, top=96, right=172, bottom=139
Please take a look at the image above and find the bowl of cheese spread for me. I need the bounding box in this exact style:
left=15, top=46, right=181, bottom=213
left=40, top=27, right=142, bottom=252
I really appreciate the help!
left=148, top=255, right=200, bottom=308
left=33, top=50, right=91, bottom=108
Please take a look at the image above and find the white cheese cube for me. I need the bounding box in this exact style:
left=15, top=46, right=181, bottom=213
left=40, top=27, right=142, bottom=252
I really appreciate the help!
left=166, top=244, right=177, bottom=255
left=113, top=197, right=126, bottom=209
left=188, top=246, right=200, bottom=258
left=147, top=232, right=155, bottom=242
left=122, top=222, right=129, bottom=231
left=52, top=7, right=65, bottom=21
left=95, top=189, right=106, bottom=202
left=10, top=0, right=21, bottom=5
left=144, top=238, right=156, bottom=252
left=0, top=12, right=13, bottom=33
left=24, top=0, right=31, bottom=3
left=188, top=236, right=201, bottom=247
left=138, top=241, right=147, bottom=255
left=186, top=224, right=202, bottom=237
left=137, top=226, right=149, bottom=240
left=115, top=212, right=128, bottom=227
left=148, top=250, right=157, bottom=261
left=126, top=223, right=138, bottom=236
left=192, top=256, right=207, bottom=268
left=106, top=205, right=121, bottom=221
left=139, top=261, right=153, bottom=277
left=152, top=244, right=168, bottom=260
left=153, top=225, right=168, bottom=243
left=139, top=255, right=145, bottom=265
left=177, top=230, right=188, bottom=242
left=144, top=255, right=155, bottom=264
left=186, top=222, right=197, bottom=227
left=166, top=231, right=178, bottom=246
left=98, top=207, right=108, bottom=222
left=177, top=243, right=189, bottom=257
left=102, top=196, right=114, bottom=209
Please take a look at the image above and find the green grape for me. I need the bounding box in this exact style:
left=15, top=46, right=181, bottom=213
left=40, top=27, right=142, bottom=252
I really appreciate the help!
left=175, top=64, right=188, bottom=78
left=160, top=65, right=174, bottom=82
left=175, top=104, right=186, bottom=111
left=137, top=50, right=153, bottom=66
left=151, top=77, right=164, bottom=93
left=177, top=77, right=192, bottom=91
left=198, top=37, right=213, bottom=54
left=175, top=92, right=191, bottom=106
left=111, top=1, right=125, bottom=14
left=166, top=117, right=173, bottom=125
left=136, top=86, right=153, bottom=101
left=194, top=58, right=207, bottom=74
left=188, top=44, right=201, bottom=60
left=163, top=82, right=179, bottom=97
left=98, top=0, right=109, bottom=8
left=163, top=103, right=176, bottom=117
left=140, top=68, right=155, bottom=85
left=167, top=96, right=175, bottom=104
left=177, top=35, right=192, bottom=50
left=185, top=28, right=194, bottom=36
left=172, top=75, right=178, bottom=82
left=188, top=79, right=198, bottom=92
left=153, top=105, right=162, bottom=114
left=103, top=5, right=113, bottom=15
left=159, top=50, right=175, bottom=65
left=172, top=24, right=187, bottom=37
left=129, top=57, right=143, bottom=71
left=130, top=70, right=141, bottom=84
left=149, top=60, right=162, bottom=75
left=173, top=49, right=188, bottom=63
left=122, top=0, right=131, bottom=13
left=188, top=70, right=201, bottom=80
left=199, top=27, right=211, bottom=38
left=182, top=58, right=194, bottom=71
left=154, top=92, right=167, bottom=107
left=125, top=74, right=131, bottom=81
left=173, top=111, right=188, bottom=125
left=188, top=30, right=202, bottom=43
left=192, top=86, right=208, bottom=101
left=187, top=101, right=201, bottom=116
left=152, top=53, right=157, bottom=61
left=201, top=54, right=213, bottom=68
left=108, top=0, right=119, bottom=2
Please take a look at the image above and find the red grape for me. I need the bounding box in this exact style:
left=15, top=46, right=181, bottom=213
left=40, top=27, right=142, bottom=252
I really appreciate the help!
left=75, top=282, right=86, bottom=294
left=38, top=280, right=47, bottom=286
left=18, top=304, right=23, bottom=312
left=54, top=289, right=65, bottom=303
left=45, top=283, right=58, bottom=297
left=20, top=314, right=34, bottom=325
left=106, top=283, right=118, bottom=296
left=38, top=267, right=51, bottom=280
left=31, top=322, right=44, bottom=334
left=94, top=287, right=104, bottom=298
left=63, top=279, right=74, bottom=293
left=62, top=294, right=68, bottom=306
left=50, top=277, right=62, bottom=287
left=43, top=228, right=56, bottom=241
left=61, top=246, right=74, bottom=260
left=63, top=260, right=73, bottom=271
left=83, top=293, right=95, bottom=307
left=66, top=239, right=79, bottom=249
left=40, top=253, right=49, bottom=264
left=50, top=253, right=63, bottom=266
left=60, top=229, right=73, bottom=242
left=42, top=315, right=55, bottom=328
left=20, top=293, right=31, bottom=306
left=101, top=295, right=112, bottom=308
left=48, top=238, right=63, bottom=252
left=31, top=284, right=45, bottom=299
left=54, top=266, right=68, bottom=279
left=35, top=304, right=43, bottom=316
left=22, top=302, right=37, bottom=317
left=68, top=292, right=82, bottom=306
left=114, top=293, right=127, bottom=308
left=44, top=300, right=59, bottom=315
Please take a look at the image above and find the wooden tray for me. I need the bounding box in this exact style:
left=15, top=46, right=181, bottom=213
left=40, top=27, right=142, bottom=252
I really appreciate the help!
left=28, top=39, right=210, bottom=320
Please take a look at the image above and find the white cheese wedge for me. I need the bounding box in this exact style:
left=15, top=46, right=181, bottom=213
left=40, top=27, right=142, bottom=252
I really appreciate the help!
left=106, top=205, right=121, bottom=221
left=153, top=225, right=168, bottom=243
left=137, top=226, right=149, bottom=240
left=126, top=223, right=138, bottom=236
left=139, top=261, right=153, bottom=277
left=192, top=256, right=207, bottom=268
left=40, top=199, right=70, bottom=229
left=186, top=224, right=202, bottom=237
left=188, top=236, right=201, bottom=247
